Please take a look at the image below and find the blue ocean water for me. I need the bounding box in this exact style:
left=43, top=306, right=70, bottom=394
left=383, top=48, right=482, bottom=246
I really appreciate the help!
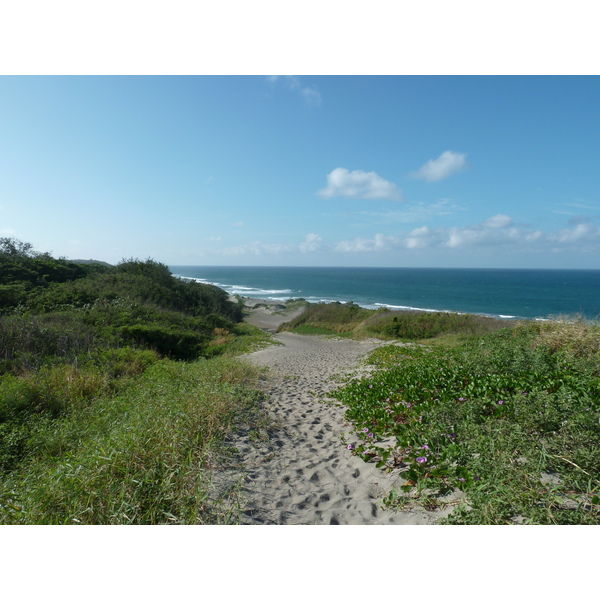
left=169, top=266, right=600, bottom=321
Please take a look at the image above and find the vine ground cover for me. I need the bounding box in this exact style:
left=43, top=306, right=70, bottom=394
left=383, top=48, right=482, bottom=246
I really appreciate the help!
left=332, top=322, right=600, bottom=524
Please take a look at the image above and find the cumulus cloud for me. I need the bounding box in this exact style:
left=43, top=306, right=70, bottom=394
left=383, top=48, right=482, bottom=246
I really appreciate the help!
left=221, top=241, right=296, bottom=257
left=299, top=233, right=325, bottom=253
left=335, top=234, right=400, bottom=253
left=482, top=214, right=513, bottom=228
left=209, top=216, right=600, bottom=260
left=405, top=226, right=438, bottom=249
left=267, top=75, right=322, bottom=107
left=547, top=218, right=600, bottom=244
left=412, top=151, right=468, bottom=182
left=446, top=214, right=524, bottom=248
left=318, top=168, right=403, bottom=201
left=219, top=234, right=327, bottom=257
left=334, top=214, right=544, bottom=254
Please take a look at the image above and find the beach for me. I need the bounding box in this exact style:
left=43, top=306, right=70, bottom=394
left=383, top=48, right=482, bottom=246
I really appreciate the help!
left=220, top=299, right=462, bottom=524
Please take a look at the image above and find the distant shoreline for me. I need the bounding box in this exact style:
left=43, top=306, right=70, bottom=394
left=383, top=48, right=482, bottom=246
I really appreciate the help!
left=172, top=266, right=600, bottom=321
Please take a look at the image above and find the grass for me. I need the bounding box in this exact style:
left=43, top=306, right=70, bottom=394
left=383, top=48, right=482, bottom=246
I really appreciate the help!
left=278, top=302, right=515, bottom=341
left=0, top=240, right=277, bottom=524
left=0, top=355, right=267, bottom=524
left=332, top=319, right=600, bottom=524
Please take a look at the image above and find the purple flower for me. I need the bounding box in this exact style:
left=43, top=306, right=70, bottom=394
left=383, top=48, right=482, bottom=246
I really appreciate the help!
left=422, top=444, right=429, bottom=450
left=347, top=444, right=353, bottom=450
left=498, top=400, right=504, bottom=405
left=458, top=477, right=466, bottom=482
left=369, top=385, right=373, bottom=388
left=363, top=428, right=369, bottom=433
left=459, top=397, right=464, bottom=401
left=416, top=456, right=427, bottom=464
left=368, top=432, right=374, bottom=438
left=407, top=403, right=412, bottom=408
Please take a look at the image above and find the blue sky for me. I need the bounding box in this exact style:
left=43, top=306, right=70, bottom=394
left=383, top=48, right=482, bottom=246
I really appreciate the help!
left=1, top=75, right=599, bottom=269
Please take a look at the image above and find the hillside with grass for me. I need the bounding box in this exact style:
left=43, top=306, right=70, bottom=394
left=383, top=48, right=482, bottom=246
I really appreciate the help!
left=0, top=238, right=270, bottom=524
left=277, top=300, right=515, bottom=343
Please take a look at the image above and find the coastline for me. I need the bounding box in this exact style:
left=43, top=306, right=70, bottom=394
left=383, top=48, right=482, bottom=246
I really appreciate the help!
left=173, top=266, right=600, bottom=321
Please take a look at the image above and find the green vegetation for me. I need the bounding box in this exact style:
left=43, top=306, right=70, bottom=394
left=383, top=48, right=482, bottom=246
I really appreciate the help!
left=333, top=318, right=600, bottom=524
left=278, top=301, right=513, bottom=341
left=0, top=238, right=270, bottom=524
left=3, top=244, right=598, bottom=525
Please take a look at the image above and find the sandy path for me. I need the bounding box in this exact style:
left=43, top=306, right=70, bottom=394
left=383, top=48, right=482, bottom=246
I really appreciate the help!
left=223, top=303, right=458, bottom=524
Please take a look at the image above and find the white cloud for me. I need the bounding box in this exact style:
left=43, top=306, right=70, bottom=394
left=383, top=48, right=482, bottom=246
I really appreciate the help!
left=482, top=214, right=513, bottom=228
left=333, top=214, right=544, bottom=253
left=221, top=241, right=296, bottom=256
left=445, top=214, right=522, bottom=248
left=299, top=233, right=325, bottom=253
left=547, top=220, right=600, bottom=244
left=405, top=226, right=438, bottom=249
left=335, top=233, right=400, bottom=253
left=301, top=86, right=322, bottom=107
left=267, top=75, right=322, bottom=107
left=412, top=151, right=468, bottom=182
left=218, top=233, right=327, bottom=257
left=357, top=198, right=463, bottom=224
left=318, top=168, right=403, bottom=201
left=208, top=216, right=600, bottom=260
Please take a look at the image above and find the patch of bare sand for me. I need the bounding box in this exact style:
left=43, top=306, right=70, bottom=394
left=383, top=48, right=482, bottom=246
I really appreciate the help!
left=221, top=304, right=459, bottom=524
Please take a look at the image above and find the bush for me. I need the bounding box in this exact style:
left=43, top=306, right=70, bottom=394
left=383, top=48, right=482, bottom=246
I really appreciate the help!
left=118, top=324, right=209, bottom=360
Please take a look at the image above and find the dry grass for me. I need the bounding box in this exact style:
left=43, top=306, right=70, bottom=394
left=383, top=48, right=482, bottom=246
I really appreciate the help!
left=533, top=315, right=600, bottom=358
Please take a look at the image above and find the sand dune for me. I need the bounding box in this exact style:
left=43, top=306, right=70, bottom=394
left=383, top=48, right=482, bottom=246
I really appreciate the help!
left=220, top=301, right=459, bottom=524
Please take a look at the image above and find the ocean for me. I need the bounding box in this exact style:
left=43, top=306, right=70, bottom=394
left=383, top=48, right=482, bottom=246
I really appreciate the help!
left=169, top=266, right=600, bottom=321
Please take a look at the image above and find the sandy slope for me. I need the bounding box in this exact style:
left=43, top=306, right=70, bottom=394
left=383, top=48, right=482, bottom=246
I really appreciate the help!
left=220, top=301, right=459, bottom=525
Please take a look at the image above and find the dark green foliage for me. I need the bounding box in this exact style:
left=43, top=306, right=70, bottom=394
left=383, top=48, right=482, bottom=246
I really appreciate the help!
left=118, top=324, right=208, bottom=360
left=0, top=240, right=247, bottom=475
left=0, top=312, right=99, bottom=374
left=365, top=310, right=511, bottom=340
left=0, top=237, right=113, bottom=312
left=0, top=241, right=273, bottom=523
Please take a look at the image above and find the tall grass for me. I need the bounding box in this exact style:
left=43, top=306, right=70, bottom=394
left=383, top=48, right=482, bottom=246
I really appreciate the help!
left=278, top=302, right=515, bottom=341
left=278, top=302, right=371, bottom=335
left=0, top=356, right=265, bottom=524
left=0, top=240, right=274, bottom=524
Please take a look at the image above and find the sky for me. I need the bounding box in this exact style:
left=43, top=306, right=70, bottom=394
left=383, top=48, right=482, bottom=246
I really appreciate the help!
left=1, top=74, right=600, bottom=269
